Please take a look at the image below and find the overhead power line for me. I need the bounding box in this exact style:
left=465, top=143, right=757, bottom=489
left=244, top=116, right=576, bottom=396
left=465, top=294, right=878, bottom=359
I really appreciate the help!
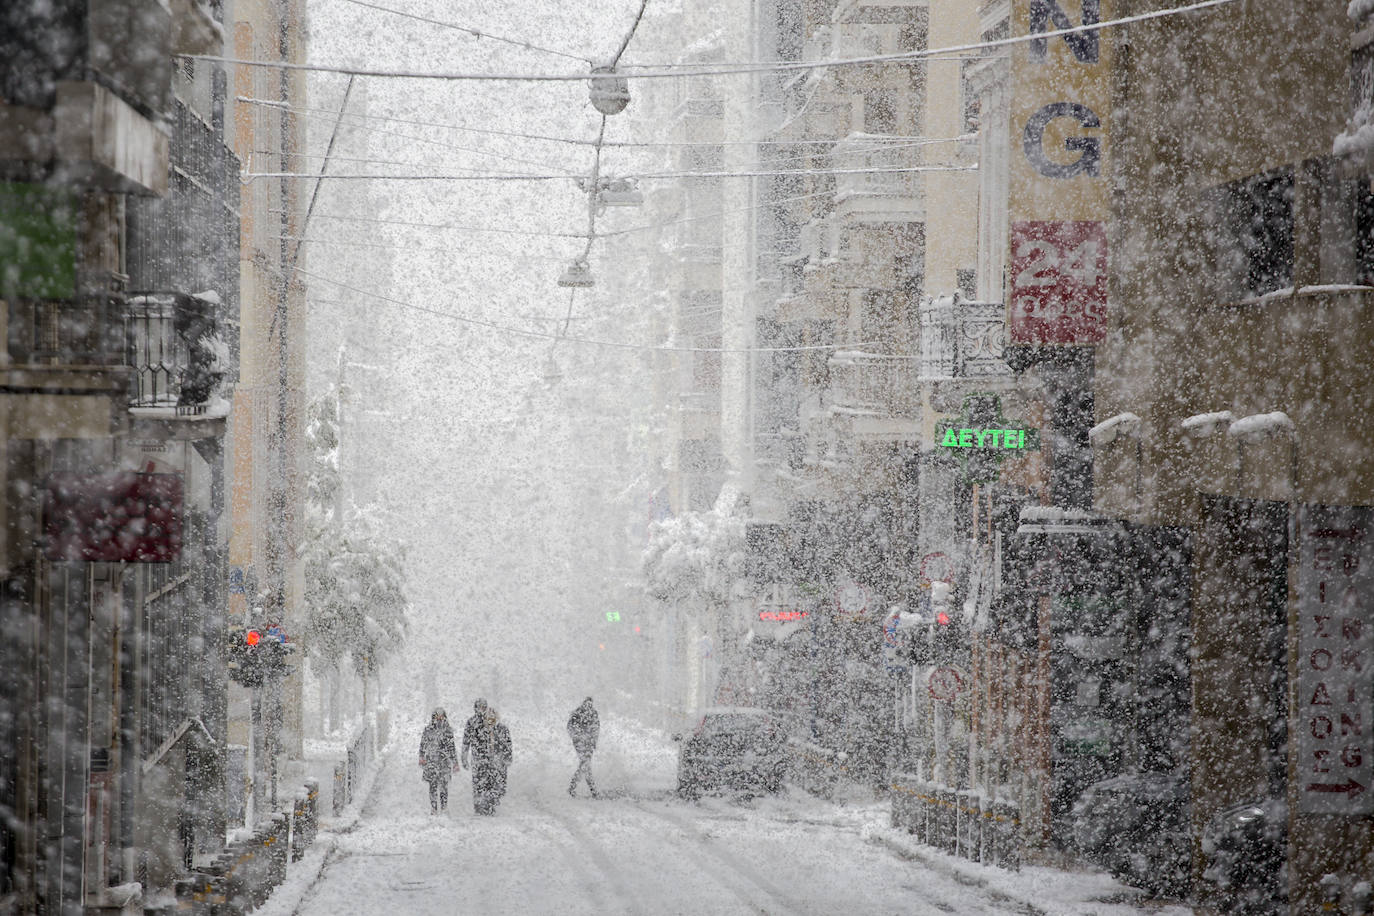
left=295, top=266, right=887, bottom=355
left=187, top=0, right=1239, bottom=83
left=238, top=95, right=966, bottom=150
left=301, top=187, right=835, bottom=239
left=336, top=0, right=591, bottom=63
left=241, top=164, right=976, bottom=181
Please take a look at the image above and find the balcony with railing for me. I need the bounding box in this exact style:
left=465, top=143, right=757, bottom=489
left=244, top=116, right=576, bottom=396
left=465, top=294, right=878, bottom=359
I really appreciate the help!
left=918, top=295, right=1009, bottom=379
left=831, top=135, right=923, bottom=221
left=126, top=291, right=227, bottom=418
left=7, top=294, right=128, bottom=370
left=824, top=350, right=919, bottom=420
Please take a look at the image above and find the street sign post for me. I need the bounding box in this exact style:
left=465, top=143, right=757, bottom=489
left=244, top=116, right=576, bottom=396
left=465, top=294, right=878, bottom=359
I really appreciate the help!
left=835, top=580, right=872, bottom=618
left=1298, top=505, right=1374, bottom=814
left=928, top=666, right=967, bottom=702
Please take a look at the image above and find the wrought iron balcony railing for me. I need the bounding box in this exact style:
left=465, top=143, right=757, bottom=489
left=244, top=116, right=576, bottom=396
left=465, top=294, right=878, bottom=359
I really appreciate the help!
left=918, top=295, right=1009, bottom=379
left=6, top=294, right=127, bottom=368
left=126, top=291, right=223, bottom=414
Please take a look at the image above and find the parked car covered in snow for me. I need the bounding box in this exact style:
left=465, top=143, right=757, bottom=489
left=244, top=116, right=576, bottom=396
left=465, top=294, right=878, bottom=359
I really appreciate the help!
left=1200, top=797, right=1288, bottom=914
left=674, top=708, right=789, bottom=799
left=1071, top=771, right=1190, bottom=896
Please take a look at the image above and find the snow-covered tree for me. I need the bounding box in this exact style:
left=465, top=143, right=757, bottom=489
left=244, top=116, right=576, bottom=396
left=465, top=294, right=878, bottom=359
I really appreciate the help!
left=641, top=485, right=746, bottom=606
left=301, top=395, right=408, bottom=688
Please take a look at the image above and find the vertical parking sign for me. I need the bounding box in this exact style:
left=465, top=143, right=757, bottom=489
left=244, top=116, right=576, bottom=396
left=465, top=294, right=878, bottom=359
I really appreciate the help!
left=1298, top=505, right=1374, bottom=814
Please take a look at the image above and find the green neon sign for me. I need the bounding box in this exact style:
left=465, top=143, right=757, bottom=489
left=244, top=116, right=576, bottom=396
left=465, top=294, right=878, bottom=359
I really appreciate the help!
left=937, top=428, right=1038, bottom=449
left=934, top=394, right=1040, bottom=484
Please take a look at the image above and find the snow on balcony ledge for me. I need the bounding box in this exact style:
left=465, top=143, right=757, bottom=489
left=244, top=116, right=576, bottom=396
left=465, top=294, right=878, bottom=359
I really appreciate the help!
left=1088, top=411, right=1141, bottom=446
left=129, top=397, right=231, bottom=421
left=1227, top=411, right=1296, bottom=440
left=1016, top=506, right=1120, bottom=537
left=1181, top=410, right=1235, bottom=438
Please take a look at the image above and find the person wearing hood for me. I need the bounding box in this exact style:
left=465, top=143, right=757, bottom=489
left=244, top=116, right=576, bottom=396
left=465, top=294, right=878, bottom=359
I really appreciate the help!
left=464, top=706, right=512, bottom=815
left=418, top=708, right=457, bottom=814
left=459, top=697, right=488, bottom=771
left=566, top=697, right=600, bottom=798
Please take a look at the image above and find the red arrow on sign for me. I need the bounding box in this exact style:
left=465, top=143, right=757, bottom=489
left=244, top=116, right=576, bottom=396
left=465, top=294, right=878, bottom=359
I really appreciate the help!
left=1307, top=780, right=1367, bottom=798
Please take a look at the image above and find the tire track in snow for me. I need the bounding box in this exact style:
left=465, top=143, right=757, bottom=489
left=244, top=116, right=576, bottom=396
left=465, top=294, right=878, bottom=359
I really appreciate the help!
left=629, top=799, right=809, bottom=914
left=634, top=796, right=1021, bottom=916
left=528, top=792, right=640, bottom=916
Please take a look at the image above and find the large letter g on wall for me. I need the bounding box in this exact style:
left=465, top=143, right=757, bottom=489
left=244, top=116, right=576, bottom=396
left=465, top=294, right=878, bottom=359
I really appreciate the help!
left=1022, top=102, right=1101, bottom=179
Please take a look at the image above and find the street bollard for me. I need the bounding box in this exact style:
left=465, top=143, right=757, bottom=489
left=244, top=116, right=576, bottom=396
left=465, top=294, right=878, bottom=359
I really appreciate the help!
left=935, top=785, right=958, bottom=855
left=1349, top=881, right=1371, bottom=916
left=955, top=789, right=980, bottom=862
left=1323, top=873, right=1344, bottom=913
left=300, top=778, right=319, bottom=853
left=266, top=813, right=289, bottom=896
left=291, top=790, right=307, bottom=862
left=333, top=762, right=346, bottom=816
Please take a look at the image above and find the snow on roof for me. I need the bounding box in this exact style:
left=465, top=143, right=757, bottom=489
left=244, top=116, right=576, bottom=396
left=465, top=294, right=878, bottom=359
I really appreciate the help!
left=1228, top=411, right=1296, bottom=438
left=1019, top=506, right=1097, bottom=522
left=192, top=289, right=222, bottom=305
left=127, top=293, right=178, bottom=308
left=1088, top=411, right=1141, bottom=445
left=1351, top=0, right=1374, bottom=22
left=1181, top=410, right=1234, bottom=437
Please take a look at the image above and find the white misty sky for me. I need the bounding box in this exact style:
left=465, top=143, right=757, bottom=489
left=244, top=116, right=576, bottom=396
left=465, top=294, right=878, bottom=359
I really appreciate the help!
left=299, top=0, right=677, bottom=716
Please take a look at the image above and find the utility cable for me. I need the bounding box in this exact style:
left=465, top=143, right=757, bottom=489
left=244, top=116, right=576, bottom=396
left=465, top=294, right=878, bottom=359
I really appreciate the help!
left=296, top=265, right=885, bottom=354
left=299, top=186, right=834, bottom=238
left=336, top=0, right=591, bottom=63
left=254, top=135, right=949, bottom=175
left=240, top=164, right=976, bottom=181
left=238, top=95, right=965, bottom=150
left=274, top=234, right=575, bottom=261
left=187, top=0, right=1241, bottom=82
left=610, top=0, right=650, bottom=67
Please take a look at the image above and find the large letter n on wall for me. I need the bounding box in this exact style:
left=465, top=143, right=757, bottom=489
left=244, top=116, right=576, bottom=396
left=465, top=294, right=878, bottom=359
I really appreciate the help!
left=1029, top=0, right=1100, bottom=63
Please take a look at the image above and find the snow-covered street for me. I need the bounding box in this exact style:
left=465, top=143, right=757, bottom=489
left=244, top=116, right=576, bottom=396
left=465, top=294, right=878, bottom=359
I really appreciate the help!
left=281, top=715, right=1191, bottom=916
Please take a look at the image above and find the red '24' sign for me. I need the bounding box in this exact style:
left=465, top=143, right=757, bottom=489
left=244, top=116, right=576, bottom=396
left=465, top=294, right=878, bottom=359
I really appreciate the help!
left=1009, top=220, right=1107, bottom=345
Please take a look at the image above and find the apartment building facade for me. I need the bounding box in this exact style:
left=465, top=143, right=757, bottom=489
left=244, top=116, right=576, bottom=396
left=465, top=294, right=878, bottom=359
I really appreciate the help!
left=0, top=0, right=239, bottom=909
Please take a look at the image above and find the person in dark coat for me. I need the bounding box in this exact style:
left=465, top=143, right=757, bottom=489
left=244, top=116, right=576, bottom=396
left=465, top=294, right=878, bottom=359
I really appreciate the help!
left=566, top=697, right=600, bottom=798
left=463, top=707, right=512, bottom=815
left=418, top=708, right=457, bottom=813
left=459, top=697, right=488, bottom=772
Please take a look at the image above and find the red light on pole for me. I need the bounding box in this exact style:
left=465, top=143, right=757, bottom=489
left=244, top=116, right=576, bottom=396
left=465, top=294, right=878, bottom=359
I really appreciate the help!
left=245, top=629, right=261, bottom=646
left=936, top=612, right=950, bottom=626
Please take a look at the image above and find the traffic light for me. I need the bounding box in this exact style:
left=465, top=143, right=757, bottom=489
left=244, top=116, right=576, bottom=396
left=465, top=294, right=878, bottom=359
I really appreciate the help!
left=225, top=623, right=294, bottom=687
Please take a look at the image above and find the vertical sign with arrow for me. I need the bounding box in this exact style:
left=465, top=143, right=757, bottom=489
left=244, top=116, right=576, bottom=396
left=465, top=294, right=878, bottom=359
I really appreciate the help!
left=1298, top=505, right=1374, bottom=814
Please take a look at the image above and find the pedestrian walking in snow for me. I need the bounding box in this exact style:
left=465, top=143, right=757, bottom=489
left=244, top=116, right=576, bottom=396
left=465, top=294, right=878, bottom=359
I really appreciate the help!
left=418, top=708, right=457, bottom=814
left=462, top=705, right=512, bottom=815
left=460, top=697, right=489, bottom=760
left=567, top=697, right=600, bottom=798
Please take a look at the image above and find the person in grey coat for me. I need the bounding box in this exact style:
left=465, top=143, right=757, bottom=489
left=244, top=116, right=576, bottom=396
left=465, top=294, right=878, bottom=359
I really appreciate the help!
left=463, top=706, right=512, bottom=815
left=567, top=697, right=600, bottom=798
left=418, top=708, right=457, bottom=813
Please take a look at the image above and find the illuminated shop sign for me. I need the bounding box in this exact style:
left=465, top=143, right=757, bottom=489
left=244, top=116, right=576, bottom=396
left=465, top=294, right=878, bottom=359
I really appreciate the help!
left=758, top=610, right=809, bottom=622
left=938, top=428, right=1035, bottom=449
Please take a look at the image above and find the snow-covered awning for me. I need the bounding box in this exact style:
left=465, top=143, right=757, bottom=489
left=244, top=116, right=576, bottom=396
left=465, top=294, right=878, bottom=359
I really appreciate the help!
left=1088, top=412, right=1141, bottom=446
left=1227, top=411, right=1296, bottom=439
left=1180, top=410, right=1234, bottom=438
